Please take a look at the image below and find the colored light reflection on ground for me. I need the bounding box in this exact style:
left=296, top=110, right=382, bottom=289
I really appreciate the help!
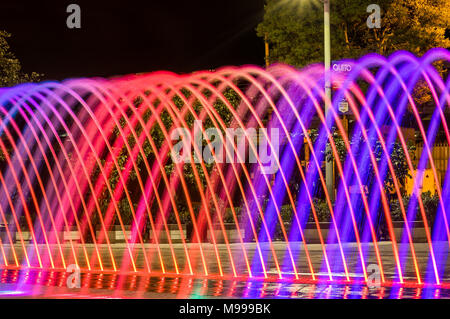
left=0, top=269, right=449, bottom=299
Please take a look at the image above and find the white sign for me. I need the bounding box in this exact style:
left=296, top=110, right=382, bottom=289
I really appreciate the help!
left=338, top=100, right=349, bottom=113
left=332, top=62, right=352, bottom=73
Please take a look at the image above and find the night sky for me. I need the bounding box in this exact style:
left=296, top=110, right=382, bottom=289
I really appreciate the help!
left=0, top=0, right=265, bottom=81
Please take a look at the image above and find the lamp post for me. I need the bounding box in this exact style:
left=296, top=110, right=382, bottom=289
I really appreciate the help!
left=266, top=0, right=334, bottom=199
left=323, top=0, right=334, bottom=201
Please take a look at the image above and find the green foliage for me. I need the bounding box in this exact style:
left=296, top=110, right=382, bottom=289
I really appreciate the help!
left=94, top=86, right=242, bottom=230
left=308, top=128, right=415, bottom=194
left=257, top=0, right=450, bottom=67
left=0, top=31, right=41, bottom=87
left=309, top=198, right=331, bottom=223
left=390, top=191, right=440, bottom=224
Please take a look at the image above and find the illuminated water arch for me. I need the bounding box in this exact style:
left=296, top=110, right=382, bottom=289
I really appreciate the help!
left=0, top=49, right=448, bottom=295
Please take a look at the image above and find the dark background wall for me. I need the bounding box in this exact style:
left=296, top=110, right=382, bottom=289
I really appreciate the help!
left=0, top=0, right=265, bottom=80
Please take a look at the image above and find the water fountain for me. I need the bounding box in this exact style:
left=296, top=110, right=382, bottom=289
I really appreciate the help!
left=0, top=48, right=448, bottom=298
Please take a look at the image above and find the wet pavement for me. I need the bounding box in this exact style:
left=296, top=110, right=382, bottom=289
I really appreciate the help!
left=0, top=242, right=449, bottom=299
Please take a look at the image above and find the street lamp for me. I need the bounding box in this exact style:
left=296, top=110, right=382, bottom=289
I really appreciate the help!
left=265, top=0, right=334, bottom=200
left=323, top=0, right=334, bottom=201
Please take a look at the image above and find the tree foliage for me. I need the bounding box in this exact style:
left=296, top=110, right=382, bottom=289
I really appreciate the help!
left=257, top=0, right=450, bottom=67
left=315, top=128, right=416, bottom=194
left=0, top=31, right=41, bottom=87
left=95, top=86, right=241, bottom=231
